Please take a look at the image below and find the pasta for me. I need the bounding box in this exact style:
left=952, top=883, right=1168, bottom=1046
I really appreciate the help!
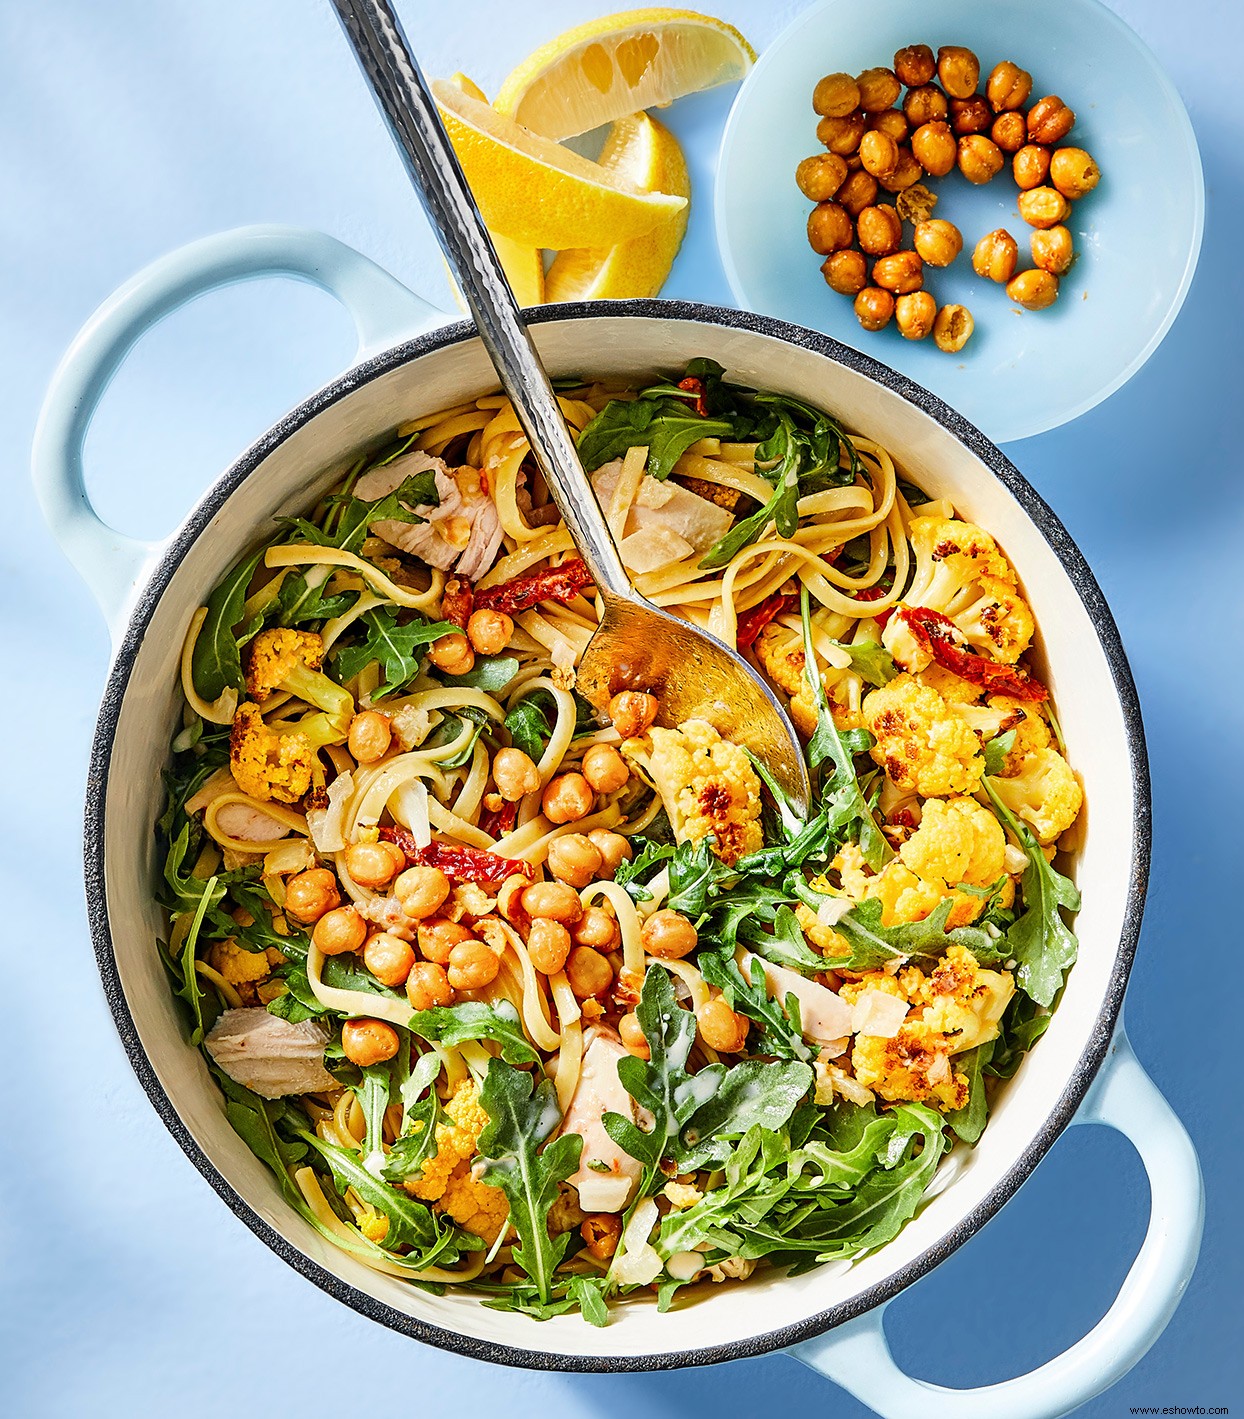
left=158, top=359, right=1083, bottom=1322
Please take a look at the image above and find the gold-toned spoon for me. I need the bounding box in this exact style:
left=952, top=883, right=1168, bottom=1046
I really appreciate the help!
left=330, top=0, right=811, bottom=815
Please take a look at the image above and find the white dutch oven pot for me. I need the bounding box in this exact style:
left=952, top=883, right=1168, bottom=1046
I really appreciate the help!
left=33, top=226, right=1203, bottom=1418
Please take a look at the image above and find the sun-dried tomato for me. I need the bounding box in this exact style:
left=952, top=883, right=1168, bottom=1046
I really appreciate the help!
left=900, top=606, right=1048, bottom=702
left=855, top=585, right=895, bottom=628
left=473, top=558, right=594, bottom=614
left=736, top=592, right=797, bottom=648
left=677, top=375, right=708, bottom=417
left=478, top=799, right=518, bottom=840
left=441, top=575, right=474, bottom=630
left=379, top=826, right=534, bottom=882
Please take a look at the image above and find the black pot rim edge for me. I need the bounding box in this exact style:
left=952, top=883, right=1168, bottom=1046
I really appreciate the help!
left=83, top=297, right=1150, bottom=1373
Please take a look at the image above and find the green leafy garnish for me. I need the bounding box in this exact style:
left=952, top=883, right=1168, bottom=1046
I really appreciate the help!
left=333, top=607, right=458, bottom=699
left=504, top=695, right=555, bottom=761
left=280, top=469, right=441, bottom=556
left=817, top=895, right=1002, bottom=973
left=191, top=549, right=263, bottom=701
left=982, top=728, right=1017, bottom=777
left=381, top=1052, right=444, bottom=1183
left=436, top=655, right=521, bottom=693
left=578, top=399, right=736, bottom=481
left=409, top=1000, right=539, bottom=1065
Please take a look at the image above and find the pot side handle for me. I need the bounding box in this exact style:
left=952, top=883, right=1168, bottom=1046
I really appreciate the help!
left=792, top=1025, right=1203, bottom=1419
left=31, top=224, right=441, bottom=631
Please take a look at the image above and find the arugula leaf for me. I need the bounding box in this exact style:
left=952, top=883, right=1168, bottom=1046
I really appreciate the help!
left=827, top=637, right=898, bottom=688
left=984, top=778, right=1080, bottom=1007
left=567, top=1275, right=610, bottom=1328
left=357, top=1058, right=397, bottom=1165
left=477, top=1060, right=582, bottom=1304
left=577, top=396, right=736, bottom=480
left=333, top=608, right=458, bottom=699
left=986, top=994, right=1051, bottom=1079
left=665, top=837, right=737, bottom=921
left=381, top=1052, right=444, bottom=1183
left=945, top=1040, right=994, bottom=1144
left=698, top=950, right=811, bottom=1061
left=982, top=728, right=1017, bottom=777
left=436, top=655, right=521, bottom=693
left=281, top=469, right=441, bottom=556
left=677, top=1057, right=813, bottom=1170
left=212, top=1068, right=308, bottom=1209
left=275, top=568, right=357, bottom=627
left=409, top=1000, right=539, bottom=1065
left=191, top=549, right=263, bottom=701
left=172, top=874, right=221, bottom=1045
left=786, top=1109, right=900, bottom=1190
left=823, top=895, right=1000, bottom=972
left=504, top=695, right=554, bottom=761
left=698, top=473, right=795, bottom=570
left=738, top=904, right=826, bottom=975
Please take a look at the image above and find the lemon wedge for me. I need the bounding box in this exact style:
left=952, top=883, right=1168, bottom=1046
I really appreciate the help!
left=545, top=113, right=689, bottom=301
left=433, top=77, right=686, bottom=249
left=494, top=8, right=755, bottom=141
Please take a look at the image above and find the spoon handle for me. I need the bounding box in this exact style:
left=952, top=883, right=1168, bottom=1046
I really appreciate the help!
left=330, top=0, right=633, bottom=601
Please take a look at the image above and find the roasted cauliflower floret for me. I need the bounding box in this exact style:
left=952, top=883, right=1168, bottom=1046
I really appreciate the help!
left=832, top=827, right=1011, bottom=929
left=793, top=901, right=851, bottom=959
left=863, top=674, right=984, bottom=798
left=883, top=518, right=1034, bottom=670
left=845, top=945, right=1015, bottom=1110
left=753, top=621, right=860, bottom=736
left=622, top=718, right=763, bottom=864
left=206, top=935, right=285, bottom=1005
left=403, top=1077, right=489, bottom=1202
left=900, top=796, right=1006, bottom=887
left=246, top=628, right=354, bottom=737
left=229, top=702, right=339, bottom=804
left=438, top=1164, right=509, bottom=1243
left=990, top=746, right=1083, bottom=845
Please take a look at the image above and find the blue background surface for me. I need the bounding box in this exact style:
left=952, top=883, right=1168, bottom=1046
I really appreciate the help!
left=0, top=1, right=1238, bottom=1414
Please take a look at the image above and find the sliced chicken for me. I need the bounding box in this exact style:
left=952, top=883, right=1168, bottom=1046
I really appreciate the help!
left=592, top=460, right=734, bottom=574
left=356, top=452, right=504, bottom=577
left=561, top=1027, right=653, bottom=1213
left=204, top=1008, right=338, bottom=1098
left=185, top=768, right=292, bottom=843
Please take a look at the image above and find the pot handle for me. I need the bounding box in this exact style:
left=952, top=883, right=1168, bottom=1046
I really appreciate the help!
left=792, top=1025, right=1202, bottom=1419
left=31, top=224, right=442, bottom=631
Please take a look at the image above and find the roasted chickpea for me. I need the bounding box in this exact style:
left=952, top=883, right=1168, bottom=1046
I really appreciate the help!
left=618, top=1012, right=650, bottom=1060
left=641, top=908, right=698, bottom=961
left=347, top=709, right=391, bottom=764
left=910, top=120, right=956, bottom=177
left=1012, top=144, right=1051, bottom=190
left=526, top=917, right=572, bottom=976
left=1031, top=225, right=1075, bottom=276
left=581, top=744, right=629, bottom=794
left=795, top=152, right=848, bottom=201
left=395, top=865, right=451, bottom=920
left=836, top=168, right=878, bottom=217
left=893, top=43, right=935, bottom=88
left=812, top=71, right=861, bottom=118
left=416, top=917, right=475, bottom=964
left=821, top=249, right=868, bottom=296
left=341, top=840, right=400, bottom=890
left=868, top=108, right=909, bottom=143
left=878, top=149, right=922, bottom=192
left=1049, top=147, right=1100, bottom=200
left=572, top=906, right=619, bottom=950
left=957, top=134, right=1004, bottom=184
left=427, top=632, right=474, bottom=676
left=313, top=905, right=367, bottom=957
left=1006, top=269, right=1060, bottom=310
left=859, top=129, right=900, bottom=181
left=1018, top=186, right=1072, bottom=229
left=854, top=286, right=895, bottom=332
left=607, top=690, right=658, bottom=738
left=447, top=938, right=501, bottom=991
left=492, top=747, right=541, bottom=803
left=856, top=203, right=902, bottom=257
left=581, top=1213, right=623, bottom=1259
left=341, top=1018, right=399, bottom=1068
left=972, top=228, right=1019, bottom=283
left=987, top=60, right=1032, bottom=113
left=284, top=867, right=341, bottom=924
left=895, top=291, right=936, bottom=341
left=806, top=200, right=854, bottom=255
left=933, top=303, right=975, bottom=354
left=903, top=83, right=948, bottom=127
left=465, top=608, right=513, bottom=655
left=587, top=829, right=632, bottom=879
left=521, top=879, right=583, bottom=925
left=363, top=931, right=416, bottom=988
left=950, top=95, right=991, bottom=136
left=936, top=45, right=979, bottom=100
left=566, top=945, right=613, bottom=999
left=542, top=771, right=594, bottom=825
left=855, top=66, right=901, bottom=112
left=990, top=111, right=1027, bottom=153
left=913, top=218, right=962, bottom=268
left=871, top=250, right=923, bottom=294
left=816, top=111, right=866, bottom=156
left=546, top=833, right=604, bottom=889
left=406, top=960, right=453, bottom=1011
left=1027, top=95, right=1075, bottom=146
left=696, top=998, right=749, bottom=1053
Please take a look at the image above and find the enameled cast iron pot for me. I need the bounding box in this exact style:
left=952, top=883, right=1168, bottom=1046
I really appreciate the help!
left=33, top=226, right=1204, bottom=1419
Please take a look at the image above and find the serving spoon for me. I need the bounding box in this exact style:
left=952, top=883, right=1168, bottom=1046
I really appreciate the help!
left=330, top=0, right=811, bottom=816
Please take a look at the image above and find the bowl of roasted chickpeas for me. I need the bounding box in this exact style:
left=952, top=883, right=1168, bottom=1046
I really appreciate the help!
left=715, top=0, right=1203, bottom=442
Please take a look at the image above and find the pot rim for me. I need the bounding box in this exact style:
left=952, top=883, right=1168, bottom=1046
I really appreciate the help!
left=84, top=297, right=1150, bottom=1371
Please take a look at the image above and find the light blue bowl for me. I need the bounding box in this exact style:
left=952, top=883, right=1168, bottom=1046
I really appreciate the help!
left=715, top=0, right=1203, bottom=444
